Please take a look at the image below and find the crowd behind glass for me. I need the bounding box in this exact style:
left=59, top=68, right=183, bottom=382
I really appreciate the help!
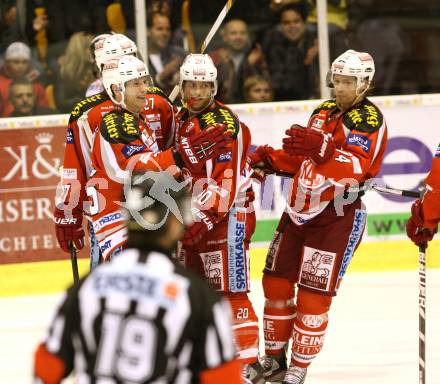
left=1, top=0, right=439, bottom=117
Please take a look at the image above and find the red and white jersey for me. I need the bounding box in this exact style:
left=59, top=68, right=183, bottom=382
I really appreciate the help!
left=58, top=92, right=115, bottom=214
left=421, top=144, right=440, bottom=228
left=267, top=98, right=388, bottom=223
left=141, top=86, right=177, bottom=151
left=89, top=110, right=178, bottom=260
left=57, top=88, right=176, bottom=216
left=176, top=100, right=253, bottom=224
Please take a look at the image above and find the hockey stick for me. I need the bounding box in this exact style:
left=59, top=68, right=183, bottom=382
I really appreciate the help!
left=418, top=243, right=427, bottom=384
left=168, top=0, right=236, bottom=102
left=255, top=168, right=422, bottom=198
left=69, top=242, right=80, bottom=284
left=370, top=184, right=420, bottom=198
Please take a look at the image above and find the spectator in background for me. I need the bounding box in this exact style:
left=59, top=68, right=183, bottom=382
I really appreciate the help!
left=243, top=74, right=274, bottom=103
left=306, top=0, right=348, bottom=61
left=147, top=11, right=186, bottom=96
left=349, top=0, right=405, bottom=95
left=54, top=31, right=95, bottom=113
left=0, top=41, right=49, bottom=117
left=0, top=1, right=27, bottom=53
left=8, top=77, right=55, bottom=116
left=262, top=3, right=319, bottom=101
left=209, top=19, right=270, bottom=104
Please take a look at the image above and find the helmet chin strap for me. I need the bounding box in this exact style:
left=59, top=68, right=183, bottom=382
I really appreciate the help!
left=185, top=94, right=215, bottom=114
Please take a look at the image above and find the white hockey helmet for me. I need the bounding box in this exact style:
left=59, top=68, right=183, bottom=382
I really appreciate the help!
left=90, top=33, right=112, bottom=60
left=328, top=49, right=375, bottom=94
left=95, top=33, right=138, bottom=72
left=179, top=53, right=218, bottom=98
left=102, top=55, right=152, bottom=105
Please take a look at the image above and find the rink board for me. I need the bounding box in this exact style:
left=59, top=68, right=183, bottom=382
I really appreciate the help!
left=1, top=93, right=440, bottom=264
left=1, top=239, right=439, bottom=297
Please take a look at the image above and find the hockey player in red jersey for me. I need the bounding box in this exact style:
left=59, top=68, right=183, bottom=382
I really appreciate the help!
left=250, top=50, right=388, bottom=383
left=174, top=54, right=263, bottom=383
left=53, top=34, right=177, bottom=269
left=88, top=55, right=231, bottom=262
left=406, top=142, right=440, bottom=245
left=35, top=172, right=242, bottom=384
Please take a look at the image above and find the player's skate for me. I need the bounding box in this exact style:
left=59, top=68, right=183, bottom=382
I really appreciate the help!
left=259, top=351, right=288, bottom=383
left=282, top=365, right=307, bottom=384
left=242, top=361, right=266, bottom=384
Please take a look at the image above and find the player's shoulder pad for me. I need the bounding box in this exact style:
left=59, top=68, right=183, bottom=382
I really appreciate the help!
left=69, top=92, right=110, bottom=123
left=198, top=103, right=240, bottom=139
left=343, top=99, right=383, bottom=133
left=145, top=86, right=172, bottom=104
left=312, top=99, right=337, bottom=115
left=100, top=110, right=140, bottom=144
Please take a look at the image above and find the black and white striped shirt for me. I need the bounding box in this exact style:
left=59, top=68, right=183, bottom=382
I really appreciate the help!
left=42, top=247, right=236, bottom=383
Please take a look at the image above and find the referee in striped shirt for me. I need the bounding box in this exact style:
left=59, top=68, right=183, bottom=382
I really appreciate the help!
left=34, top=171, right=242, bottom=384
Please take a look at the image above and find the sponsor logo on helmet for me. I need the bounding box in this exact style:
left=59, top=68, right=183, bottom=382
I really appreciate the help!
left=193, top=68, right=206, bottom=76
left=121, top=41, right=133, bottom=49
left=102, top=60, right=118, bottom=71
left=346, top=133, right=372, bottom=152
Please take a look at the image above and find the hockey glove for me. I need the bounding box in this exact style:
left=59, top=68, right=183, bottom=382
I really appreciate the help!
left=182, top=207, right=215, bottom=246
left=249, top=145, right=275, bottom=181
left=282, top=125, right=335, bottom=165
left=53, top=208, right=85, bottom=252
left=249, top=144, right=274, bottom=169
left=406, top=200, right=437, bottom=246
left=175, top=124, right=232, bottom=173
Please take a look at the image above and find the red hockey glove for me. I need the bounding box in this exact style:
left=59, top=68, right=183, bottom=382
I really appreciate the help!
left=282, top=125, right=335, bottom=164
left=249, top=145, right=274, bottom=169
left=249, top=145, right=275, bottom=182
left=176, top=124, right=232, bottom=173
left=182, top=208, right=215, bottom=246
left=406, top=200, right=437, bottom=246
left=53, top=208, right=85, bottom=252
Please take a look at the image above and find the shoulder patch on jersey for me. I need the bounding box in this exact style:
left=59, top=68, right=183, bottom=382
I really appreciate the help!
left=343, top=100, right=383, bottom=133
left=100, top=111, right=140, bottom=144
left=66, top=128, right=74, bottom=144
left=311, top=99, right=337, bottom=116
left=146, top=86, right=172, bottom=103
left=199, top=105, right=240, bottom=139
left=346, top=132, right=372, bottom=152
left=69, top=92, right=110, bottom=123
